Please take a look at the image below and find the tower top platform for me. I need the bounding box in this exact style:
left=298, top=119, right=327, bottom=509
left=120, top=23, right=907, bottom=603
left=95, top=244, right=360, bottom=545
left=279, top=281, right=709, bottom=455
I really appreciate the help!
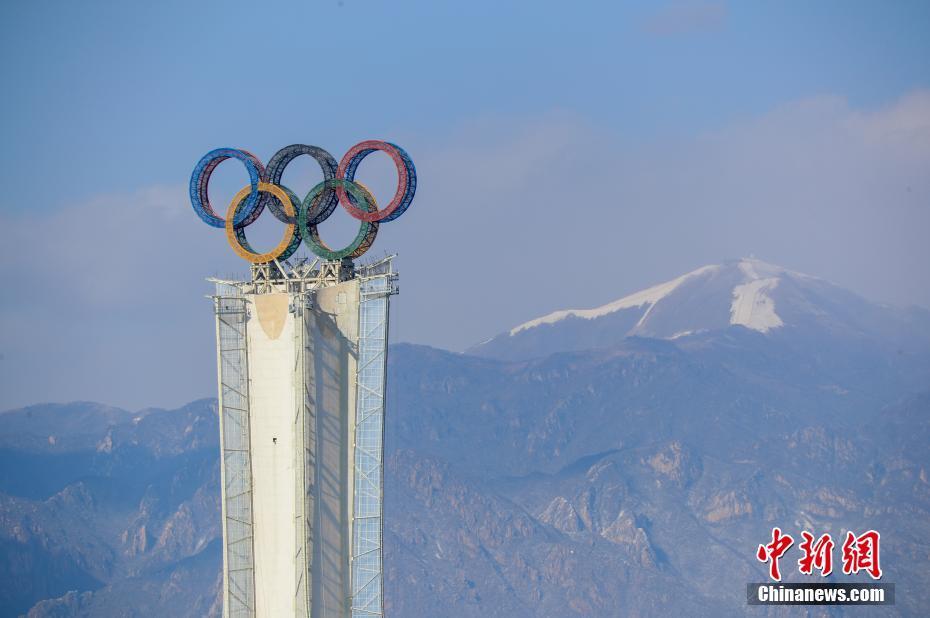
left=209, top=254, right=397, bottom=297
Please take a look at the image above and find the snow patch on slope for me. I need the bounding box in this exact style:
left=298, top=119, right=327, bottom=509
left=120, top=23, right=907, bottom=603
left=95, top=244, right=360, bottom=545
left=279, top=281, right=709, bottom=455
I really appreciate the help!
left=669, top=330, right=702, bottom=340
left=727, top=258, right=786, bottom=332
left=509, top=265, right=720, bottom=336
left=730, top=277, right=783, bottom=332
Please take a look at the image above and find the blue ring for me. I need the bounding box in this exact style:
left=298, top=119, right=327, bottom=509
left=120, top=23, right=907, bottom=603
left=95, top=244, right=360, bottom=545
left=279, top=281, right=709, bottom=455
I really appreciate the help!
left=189, top=148, right=263, bottom=229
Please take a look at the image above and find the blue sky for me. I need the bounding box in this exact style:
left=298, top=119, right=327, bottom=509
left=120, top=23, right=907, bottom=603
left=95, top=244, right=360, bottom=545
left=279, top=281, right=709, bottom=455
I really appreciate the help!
left=2, top=0, right=927, bottom=203
left=1, top=1, right=929, bottom=410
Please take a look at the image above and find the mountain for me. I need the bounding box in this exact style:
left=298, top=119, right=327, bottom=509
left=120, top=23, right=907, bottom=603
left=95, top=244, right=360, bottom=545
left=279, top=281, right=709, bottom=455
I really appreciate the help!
left=470, top=258, right=930, bottom=362
left=2, top=260, right=930, bottom=616
left=0, top=401, right=222, bottom=617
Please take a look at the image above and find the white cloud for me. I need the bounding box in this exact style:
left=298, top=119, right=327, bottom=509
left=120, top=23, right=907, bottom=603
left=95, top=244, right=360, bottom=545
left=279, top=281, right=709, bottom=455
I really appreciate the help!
left=0, top=184, right=253, bottom=308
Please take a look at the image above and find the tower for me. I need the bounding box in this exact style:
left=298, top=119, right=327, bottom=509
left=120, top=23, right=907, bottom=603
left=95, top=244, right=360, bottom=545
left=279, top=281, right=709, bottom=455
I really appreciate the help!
left=191, top=140, right=416, bottom=617
left=212, top=258, right=395, bottom=617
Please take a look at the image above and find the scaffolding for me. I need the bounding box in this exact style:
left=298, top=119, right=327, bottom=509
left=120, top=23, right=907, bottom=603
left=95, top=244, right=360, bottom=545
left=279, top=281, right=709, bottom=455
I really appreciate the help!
left=214, top=283, right=256, bottom=617
left=350, top=259, right=394, bottom=617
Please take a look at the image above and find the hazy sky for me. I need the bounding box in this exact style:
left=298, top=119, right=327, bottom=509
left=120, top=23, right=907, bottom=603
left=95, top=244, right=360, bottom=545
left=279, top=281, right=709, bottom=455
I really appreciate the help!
left=1, top=1, right=928, bottom=411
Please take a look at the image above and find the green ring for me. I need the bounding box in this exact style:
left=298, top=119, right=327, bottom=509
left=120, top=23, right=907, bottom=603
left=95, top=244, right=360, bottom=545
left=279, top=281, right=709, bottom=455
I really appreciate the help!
left=299, top=179, right=379, bottom=260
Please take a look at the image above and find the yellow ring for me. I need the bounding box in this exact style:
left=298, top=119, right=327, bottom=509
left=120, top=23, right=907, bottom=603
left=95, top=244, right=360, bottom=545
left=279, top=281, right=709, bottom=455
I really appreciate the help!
left=225, top=182, right=297, bottom=263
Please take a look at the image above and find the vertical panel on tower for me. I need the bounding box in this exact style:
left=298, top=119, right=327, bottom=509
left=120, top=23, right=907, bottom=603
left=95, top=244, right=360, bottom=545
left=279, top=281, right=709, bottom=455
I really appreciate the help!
left=306, top=279, right=360, bottom=617
left=295, top=291, right=313, bottom=618
left=246, top=293, right=300, bottom=616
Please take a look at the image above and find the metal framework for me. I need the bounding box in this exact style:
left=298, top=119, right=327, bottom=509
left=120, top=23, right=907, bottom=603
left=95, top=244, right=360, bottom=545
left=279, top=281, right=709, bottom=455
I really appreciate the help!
left=211, top=256, right=397, bottom=618
left=214, top=283, right=256, bottom=617
left=350, top=259, right=394, bottom=617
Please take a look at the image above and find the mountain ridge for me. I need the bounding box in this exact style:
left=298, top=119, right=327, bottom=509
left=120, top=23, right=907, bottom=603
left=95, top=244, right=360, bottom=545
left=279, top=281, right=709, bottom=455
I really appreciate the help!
left=2, top=259, right=929, bottom=616
left=469, top=257, right=930, bottom=362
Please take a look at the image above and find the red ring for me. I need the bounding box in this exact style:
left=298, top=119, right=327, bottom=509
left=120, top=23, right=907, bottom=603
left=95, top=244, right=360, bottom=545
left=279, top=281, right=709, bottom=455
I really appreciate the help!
left=336, top=140, right=409, bottom=222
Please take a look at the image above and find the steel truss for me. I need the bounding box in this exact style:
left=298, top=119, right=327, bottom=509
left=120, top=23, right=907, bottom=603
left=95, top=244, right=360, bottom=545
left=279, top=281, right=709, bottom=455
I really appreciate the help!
left=350, top=258, right=396, bottom=618
left=214, top=283, right=256, bottom=617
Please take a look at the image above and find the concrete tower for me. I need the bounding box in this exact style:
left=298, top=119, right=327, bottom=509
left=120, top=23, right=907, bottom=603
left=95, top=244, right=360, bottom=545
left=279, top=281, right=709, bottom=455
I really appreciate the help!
left=211, top=257, right=395, bottom=617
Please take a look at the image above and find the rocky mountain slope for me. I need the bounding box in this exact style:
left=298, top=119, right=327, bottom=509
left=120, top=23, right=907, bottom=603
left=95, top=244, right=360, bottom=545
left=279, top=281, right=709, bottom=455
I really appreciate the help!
left=2, top=261, right=929, bottom=616
left=0, top=401, right=222, bottom=617
left=384, top=341, right=930, bottom=616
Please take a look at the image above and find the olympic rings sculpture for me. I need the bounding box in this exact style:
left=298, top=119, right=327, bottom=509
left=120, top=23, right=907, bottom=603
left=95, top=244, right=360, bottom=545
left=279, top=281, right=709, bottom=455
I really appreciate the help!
left=189, top=141, right=416, bottom=262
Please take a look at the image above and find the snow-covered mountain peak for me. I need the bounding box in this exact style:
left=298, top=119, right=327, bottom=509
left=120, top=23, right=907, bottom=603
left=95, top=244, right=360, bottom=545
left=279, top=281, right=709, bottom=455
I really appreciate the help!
left=736, top=256, right=815, bottom=281
left=738, top=257, right=780, bottom=279
left=508, top=258, right=791, bottom=339
left=468, top=258, right=927, bottom=362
